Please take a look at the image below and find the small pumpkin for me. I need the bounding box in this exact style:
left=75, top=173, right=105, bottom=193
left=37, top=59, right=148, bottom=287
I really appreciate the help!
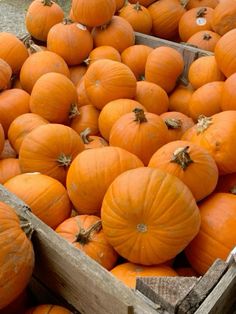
left=168, top=83, right=194, bottom=116
left=0, top=58, right=12, bottom=91
left=0, top=158, right=21, bottom=184
left=25, top=304, right=72, bottom=314
left=80, top=128, right=108, bottom=149
left=76, top=77, right=93, bottom=107
left=86, top=46, right=121, bottom=66
left=187, top=30, right=221, bottom=51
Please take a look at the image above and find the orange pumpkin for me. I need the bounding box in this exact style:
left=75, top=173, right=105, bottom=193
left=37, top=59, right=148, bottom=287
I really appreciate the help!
left=92, top=16, right=135, bottom=53
left=129, top=0, right=156, bottom=6
left=0, top=289, right=32, bottom=314
left=0, top=58, right=12, bottom=91
left=25, top=0, right=64, bottom=42
left=20, top=51, right=70, bottom=93
left=121, top=44, right=153, bottom=80
left=110, top=262, right=178, bottom=288
left=0, top=124, right=5, bottom=155
left=186, top=0, right=219, bottom=9
left=182, top=111, right=236, bottom=175
left=72, top=0, right=116, bottom=27
left=145, top=46, right=184, bottom=93
left=25, top=304, right=71, bottom=314
left=98, top=99, right=146, bottom=140
left=69, top=64, right=87, bottom=86
left=19, top=123, right=84, bottom=184
left=221, top=73, right=236, bottom=111
left=86, top=46, right=121, bottom=65
left=0, top=202, right=34, bottom=310
left=30, top=72, right=79, bottom=123
left=0, top=158, right=21, bottom=184
left=115, top=0, right=126, bottom=11
left=134, top=81, right=169, bottom=115
left=76, top=77, right=93, bottom=107
left=160, top=112, right=194, bottom=142
left=84, top=59, right=137, bottom=110
left=148, top=140, right=218, bottom=201
left=0, top=89, right=30, bottom=136
left=215, top=173, right=236, bottom=193
left=188, top=56, right=225, bottom=89
left=66, top=146, right=143, bottom=215
left=185, top=192, right=236, bottom=274
left=55, top=215, right=118, bottom=270
left=0, top=32, right=29, bottom=74
left=47, top=20, right=93, bottom=66
left=80, top=128, right=108, bottom=149
left=211, top=0, right=236, bottom=36
left=109, top=108, right=169, bottom=165
left=187, top=30, right=221, bottom=51
left=101, top=167, right=201, bottom=265
left=169, top=83, right=194, bottom=116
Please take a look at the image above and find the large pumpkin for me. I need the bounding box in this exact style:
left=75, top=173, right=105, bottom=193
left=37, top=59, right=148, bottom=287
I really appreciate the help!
left=182, top=111, right=236, bottom=175
left=25, top=0, right=64, bottom=42
left=0, top=58, right=12, bottom=91
left=185, top=193, right=236, bottom=274
left=84, top=59, right=137, bottom=110
left=101, top=167, right=201, bottom=265
left=109, top=108, right=169, bottom=165
left=66, top=146, right=143, bottom=215
left=148, top=140, right=219, bottom=201
left=18, top=123, right=84, bottom=184
left=0, top=202, right=34, bottom=309
left=25, top=304, right=72, bottom=314
left=55, top=215, right=118, bottom=270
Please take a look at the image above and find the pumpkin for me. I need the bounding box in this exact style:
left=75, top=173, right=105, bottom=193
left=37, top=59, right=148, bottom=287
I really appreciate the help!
left=20, top=51, right=70, bottom=93
left=55, top=215, right=118, bottom=270
left=66, top=146, right=143, bottom=215
left=0, top=32, right=29, bottom=74
left=30, top=72, right=79, bottom=124
left=47, top=20, right=93, bottom=66
left=221, top=73, right=236, bottom=111
left=145, top=46, right=184, bottom=93
left=98, top=99, right=146, bottom=141
left=148, top=0, right=186, bottom=40
left=0, top=289, right=32, bottom=314
left=0, top=89, right=30, bottom=136
left=160, top=112, right=194, bottom=142
left=129, top=0, right=156, bottom=6
left=92, top=16, right=135, bottom=53
left=169, top=83, right=194, bottom=116
left=25, top=304, right=72, bottom=314
left=80, top=128, right=108, bottom=149
left=76, top=77, right=93, bottom=107
left=19, top=123, right=84, bottom=184
left=0, top=202, right=34, bottom=309
left=70, top=104, right=100, bottom=135
left=214, top=29, right=236, bottom=78
left=215, top=173, right=236, bottom=193
left=101, top=167, right=201, bottom=265
left=0, top=140, right=17, bottom=159
left=25, top=0, right=64, bottom=42
left=110, top=262, right=178, bottom=288
left=187, top=30, right=221, bottom=51
left=69, top=64, right=87, bottom=86
left=84, top=59, right=137, bottom=110
left=148, top=140, right=218, bottom=201
left=178, top=7, right=214, bottom=42
left=182, top=111, right=236, bottom=175
left=0, top=124, right=5, bottom=155
left=188, top=56, right=225, bottom=89
left=8, top=113, right=49, bottom=154
left=72, top=0, right=116, bottom=27
left=86, top=46, right=121, bottom=66
left=0, top=58, right=12, bottom=91
left=186, top=0, right=219, bottom=9
left=134, top=81, right=169, bottom=115
left=115, top=0, right=126, bottom=11
left=119, top=2, right=152, bottom=35
left=109, top=108, right=169, bottom=165
left=0, top=158, right=21, bottom=184
left=211, top=0, right=236, bottom=36
left=121, top=44, right=153, bottom=80
left=185, top=192, right=236, bottom=274
left=175, top=267, right=198, bottom=277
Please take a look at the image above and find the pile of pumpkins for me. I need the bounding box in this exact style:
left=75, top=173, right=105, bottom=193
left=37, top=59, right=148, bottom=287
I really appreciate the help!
left=1, top=0, right=236, bottom=312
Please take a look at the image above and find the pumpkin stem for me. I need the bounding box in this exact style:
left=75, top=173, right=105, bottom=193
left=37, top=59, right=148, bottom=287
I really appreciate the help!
left=41, top=0, right=53, bottom=6
left=177, top=75, right=189, bottom=86
left=84, top=58, right=90, bottom=66
left=133, top=108, right=147, bottom=123
left=75, top=220, right=102, bottom=245
left=134, top=2, right=142, bottom=11
left=69, top=103, right=79, bottom=119
left=196, top=115, right=213, bottom=134
left=165, top=118, right=182, bottom=129
left=171, top=146, right=193, bottom=170
left=62, top=18, right=74, bottom=25
left=80, top=128, right=94, bottom=144
left=203, top=33, right=212, bottom=40
left=196, top=7, right=207, bottom=18
left=139, top=74, right=146, bottom=81
left=57, top=153, right=72, bottom=167
left=137, top=223, right=148, bottom=233
left=20, top=216, right=34, bottom=239
left=180, top=0, right=189, bottom=8
left=230, top=186, right=236, bottom=195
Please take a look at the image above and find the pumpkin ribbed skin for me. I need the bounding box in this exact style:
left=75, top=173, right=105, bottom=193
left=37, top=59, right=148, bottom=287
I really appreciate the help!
left=19, top=124, right=84, bottom=184
left=0, top=202, right=34, bottom=310
left=55, top=215, right=118, bottom=270
left=169, top=84, right=194, bottom=116
left=25, top=304, right=72, bottom=314
left=47, top=21, right=93, bottom=66
left=0, top=32, right=29, bottom=74
left=187, top=30, right=221, bottom=51
left=185, top=193, right=236, bottom=274
left=72, top=0, right=116, bottom=27
left=211, top=0, right=236, bottom=36
left=221, top=73, right=236, bottom=111
left=20, top=51, right=70, bottom=93
left=110, top=262, right=178, bottom=288
left=101, top=167, right=201, bottom=265
left=148, top=140, right=218, bottom=201
left=0, top=58, right=12, bottom=91
left=182, top=111, right=236, bottom=175
left=84, top=59, right=137, bottom=110
left=66, top=146, right=143, bottom=215
left=25, top=0, right=64, bottom=42
left=0, top=158, right=21, bottom=184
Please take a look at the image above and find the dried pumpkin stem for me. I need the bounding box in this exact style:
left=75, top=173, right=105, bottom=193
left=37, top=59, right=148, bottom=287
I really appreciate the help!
left=196, top=115, right=213, bottom=134
left=133, top=108, right=147, bottom=123
left=57, top=153, right=72, bottom=167
left=165, top=118, right=182, bottom=129
left=42, top=0, right=53, bottom=6
left=134, top=2, right=142, bottom=11
left=203, top=33, right=212, bottom=40
left=180, top=0, right=189, bottom=8
left=171, top=146, right=193, bottom=170
left=76, top=220, right=102, bottom=245
left=69, top=103, right=79, bottom=119
left=196, top=7, right=207, bottom=18
left=20, top=216, right=34, bottom=239
left=62, top=18, right=74, bottom=25
left=80, top=128, right=94, bottom=144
